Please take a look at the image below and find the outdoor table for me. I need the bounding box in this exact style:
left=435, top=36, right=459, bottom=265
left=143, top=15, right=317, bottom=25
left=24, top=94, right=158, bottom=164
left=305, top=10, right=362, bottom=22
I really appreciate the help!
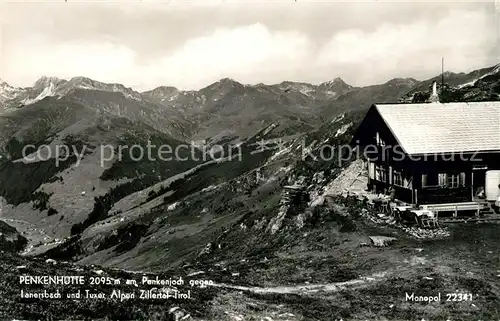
left=411, top=209, right=434, bottom=217
left=410, top=209, right=436, bottom=227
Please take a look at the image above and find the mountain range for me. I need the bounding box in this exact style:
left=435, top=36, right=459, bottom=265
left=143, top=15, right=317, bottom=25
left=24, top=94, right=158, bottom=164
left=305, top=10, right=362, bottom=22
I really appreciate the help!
left=0, top=75, right=359, bottom=142
left=3, top=62, right=499, bottom=143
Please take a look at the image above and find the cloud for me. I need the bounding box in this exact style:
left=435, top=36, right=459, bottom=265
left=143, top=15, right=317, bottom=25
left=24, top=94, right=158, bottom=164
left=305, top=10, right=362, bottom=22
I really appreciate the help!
left=315, top=8, right=496, bottom=84
left=3, top=22, right=315, bottom=90
left=1, top=2, right=497, bottom=91
left=136, top=23, right=313, bottom=89
left=3, top=38, right=137, bottom=86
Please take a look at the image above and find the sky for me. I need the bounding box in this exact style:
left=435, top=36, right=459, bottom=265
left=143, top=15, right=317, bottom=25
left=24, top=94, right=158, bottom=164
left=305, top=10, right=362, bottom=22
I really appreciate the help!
left=1, top=0, right=499, bottom=91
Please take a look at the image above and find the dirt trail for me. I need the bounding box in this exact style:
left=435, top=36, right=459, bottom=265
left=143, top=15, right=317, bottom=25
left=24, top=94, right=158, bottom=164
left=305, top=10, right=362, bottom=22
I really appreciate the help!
left=214, top=271, right=388, bottom=295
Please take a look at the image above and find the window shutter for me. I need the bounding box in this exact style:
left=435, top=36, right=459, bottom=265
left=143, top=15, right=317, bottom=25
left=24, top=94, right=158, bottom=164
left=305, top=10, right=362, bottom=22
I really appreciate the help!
left=405, top=177, right=412, bottom=189
left=369, top=162, right=375, bottom=179
left=460, top=172, right=466, bottom=186
left=438, top=173, right=447, bottom=187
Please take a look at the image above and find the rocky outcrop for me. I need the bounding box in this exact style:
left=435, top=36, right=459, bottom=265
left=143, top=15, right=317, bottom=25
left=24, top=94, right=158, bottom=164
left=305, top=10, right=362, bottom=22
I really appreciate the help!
left=369, top=236, right=397, bottom=247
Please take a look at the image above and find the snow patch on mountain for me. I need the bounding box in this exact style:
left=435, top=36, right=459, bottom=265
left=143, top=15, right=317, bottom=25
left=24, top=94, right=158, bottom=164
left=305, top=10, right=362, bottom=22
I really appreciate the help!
left=0, top=79, right=25, bottom=103
left=493, top=64, right=500, bottom=74
left=86, top=81, right=142, bottom=101
left=318, top=77, right=351, bottom=91
left=457, top=79, right=478, bottom=89
left=334, top=123, right=352, bottom=137
left=458, top=64, right=500, bottom=89
left=22, top=81, right=57, bottom=105
left=261, top=122, right=279, bottom=137
left=19, top=76, right=144, bottom=104
left=269, top=144, right=292, bottom=162
left=331, top=113, right=346, bottom=123
left=294, top=85, right=316, bottom=97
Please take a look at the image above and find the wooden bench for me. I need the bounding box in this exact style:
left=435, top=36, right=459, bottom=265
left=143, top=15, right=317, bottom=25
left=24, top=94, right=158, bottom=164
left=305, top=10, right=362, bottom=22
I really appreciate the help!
left=421, top=202, right=483, bottom=218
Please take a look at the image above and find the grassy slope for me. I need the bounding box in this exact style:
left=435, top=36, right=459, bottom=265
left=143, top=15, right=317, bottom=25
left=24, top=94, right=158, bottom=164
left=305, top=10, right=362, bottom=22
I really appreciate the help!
left=45, top=126, right=279, bottom=266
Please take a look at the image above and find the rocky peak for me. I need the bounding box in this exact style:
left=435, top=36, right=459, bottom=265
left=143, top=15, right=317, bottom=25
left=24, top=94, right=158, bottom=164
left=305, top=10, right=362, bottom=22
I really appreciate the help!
left=201, top=77, right=245, bottom=95
left=277, top=81, right=317, bottom=96
left=33, top=76, right=65, bottom=88
left=328, top=77, right=345, bottom=84
left=0, top=78, right=10, bottom=87
left=69, top=76, right=95, bottom=85
left=319, top=77, right=350, bottom=89
left=317, top=77, right=352, bottom=96
left=218, top=77, right=246, bottom=89
left=146, top=86, right=179, bottom=95
left=385, top=77, right=419, bottom=87
left=219, top=77, right=239, bottom=84
left=142, top=86, right=180, bottom=103
left=442, top=71, right=457, bottom=77
left=0, top=78, right=21, bottom=103
left=63, top=76, right=143, bottom=101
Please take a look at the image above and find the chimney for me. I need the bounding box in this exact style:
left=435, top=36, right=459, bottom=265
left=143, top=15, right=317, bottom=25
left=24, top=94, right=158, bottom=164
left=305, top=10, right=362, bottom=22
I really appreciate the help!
left=428, top=80, right=439, bottom=103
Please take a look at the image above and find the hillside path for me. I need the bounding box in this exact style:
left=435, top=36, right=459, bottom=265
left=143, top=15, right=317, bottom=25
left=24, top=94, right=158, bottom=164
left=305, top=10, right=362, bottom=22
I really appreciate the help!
left=213, top=271, right=388, bottom=295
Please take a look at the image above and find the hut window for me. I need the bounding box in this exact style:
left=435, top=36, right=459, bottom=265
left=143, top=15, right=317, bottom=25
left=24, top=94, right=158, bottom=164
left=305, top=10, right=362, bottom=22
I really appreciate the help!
left=422, top=172, right=439, bottom=187
left=375, top=132, right=386, bottom=146
left=446, top=172, right=465, bottom=188
left=375, top=165, right=388, bottom=183
left=393, top=171, right=403, bottom=187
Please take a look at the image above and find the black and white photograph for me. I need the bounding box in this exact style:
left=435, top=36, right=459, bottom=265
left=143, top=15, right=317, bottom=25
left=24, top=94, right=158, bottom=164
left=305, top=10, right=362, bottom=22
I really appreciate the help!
left=0, top=0, right=500, bottom=320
